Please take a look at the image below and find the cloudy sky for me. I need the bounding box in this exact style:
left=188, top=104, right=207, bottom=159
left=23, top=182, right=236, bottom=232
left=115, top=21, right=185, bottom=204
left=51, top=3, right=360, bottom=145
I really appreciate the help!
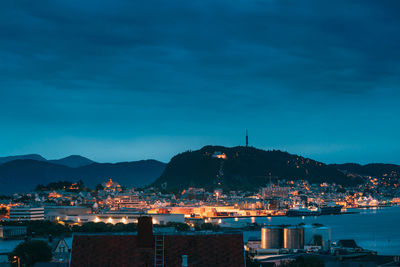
left=1, top=0, right=400, bottom=163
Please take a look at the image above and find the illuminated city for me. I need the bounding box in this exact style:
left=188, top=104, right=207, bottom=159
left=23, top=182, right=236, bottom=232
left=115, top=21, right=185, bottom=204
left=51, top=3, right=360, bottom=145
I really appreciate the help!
left=1, top=1, right=400, bottom=266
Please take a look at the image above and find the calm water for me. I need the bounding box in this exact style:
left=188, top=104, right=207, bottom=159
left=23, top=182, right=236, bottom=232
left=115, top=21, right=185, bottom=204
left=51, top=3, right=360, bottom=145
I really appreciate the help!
left=228, top=205, right=400, bottom=255
left=1, top=207, right=399, bottom=256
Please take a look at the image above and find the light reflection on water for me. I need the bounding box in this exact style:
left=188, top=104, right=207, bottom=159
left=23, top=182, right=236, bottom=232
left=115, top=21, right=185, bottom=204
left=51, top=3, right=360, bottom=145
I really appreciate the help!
left=226, top=206, right=400, bottom=255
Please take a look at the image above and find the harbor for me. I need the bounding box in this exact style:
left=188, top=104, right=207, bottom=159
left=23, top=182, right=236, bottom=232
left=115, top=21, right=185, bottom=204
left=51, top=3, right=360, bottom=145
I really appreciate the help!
left=238, top=206, right=400, bottom=256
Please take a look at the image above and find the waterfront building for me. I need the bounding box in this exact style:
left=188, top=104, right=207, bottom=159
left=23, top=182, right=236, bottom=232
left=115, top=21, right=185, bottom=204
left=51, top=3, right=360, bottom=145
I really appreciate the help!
left=45, top=206, right=92, bottom=221
left=66, top=212, right=185, bottom=225
left=9, top=206, right=44, bottom=221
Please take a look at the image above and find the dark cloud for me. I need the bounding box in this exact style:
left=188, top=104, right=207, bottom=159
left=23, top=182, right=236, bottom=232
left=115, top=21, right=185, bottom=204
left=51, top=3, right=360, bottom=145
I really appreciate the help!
left=0, top=0, right=399, bottom=162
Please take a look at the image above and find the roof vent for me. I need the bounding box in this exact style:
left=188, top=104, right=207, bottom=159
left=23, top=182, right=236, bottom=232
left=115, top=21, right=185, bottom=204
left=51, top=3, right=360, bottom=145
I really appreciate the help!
left=182, top=255, right=188, bottom=267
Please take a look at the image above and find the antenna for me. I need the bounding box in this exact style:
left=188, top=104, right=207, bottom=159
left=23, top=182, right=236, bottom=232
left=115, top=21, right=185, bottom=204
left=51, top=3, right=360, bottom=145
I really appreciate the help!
left=246, top=129, right=248, bottom=147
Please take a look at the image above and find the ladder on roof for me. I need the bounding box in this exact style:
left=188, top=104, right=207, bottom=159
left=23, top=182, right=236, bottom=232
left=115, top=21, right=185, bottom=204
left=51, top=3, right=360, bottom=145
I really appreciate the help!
left=154, top=235, right=165, bottom=267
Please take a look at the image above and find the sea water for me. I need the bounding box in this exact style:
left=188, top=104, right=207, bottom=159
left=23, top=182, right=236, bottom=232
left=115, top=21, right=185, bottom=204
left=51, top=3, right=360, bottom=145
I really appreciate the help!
left=226, top=205, right=400, bottom=255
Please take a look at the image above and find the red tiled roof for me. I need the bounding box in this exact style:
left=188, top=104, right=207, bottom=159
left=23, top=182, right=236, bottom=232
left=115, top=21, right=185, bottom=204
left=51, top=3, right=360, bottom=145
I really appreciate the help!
left=70, top=233, right=244, bottom=267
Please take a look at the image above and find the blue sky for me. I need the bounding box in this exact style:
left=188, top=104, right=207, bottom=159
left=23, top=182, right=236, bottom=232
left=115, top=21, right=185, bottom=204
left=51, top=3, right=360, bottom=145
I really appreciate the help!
left=1, top=0, right=400, bottom=163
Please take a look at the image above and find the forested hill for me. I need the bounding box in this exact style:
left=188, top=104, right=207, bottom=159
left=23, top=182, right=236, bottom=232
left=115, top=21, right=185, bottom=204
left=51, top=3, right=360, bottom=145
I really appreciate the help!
left=152, top=146, right=362, bottom=191
left=331, top=163, right=400, bottom=177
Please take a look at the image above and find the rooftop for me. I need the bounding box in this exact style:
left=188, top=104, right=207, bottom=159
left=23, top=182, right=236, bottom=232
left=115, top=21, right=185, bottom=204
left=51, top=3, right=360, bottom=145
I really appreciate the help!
left=71, top=231, right=245, bottom=267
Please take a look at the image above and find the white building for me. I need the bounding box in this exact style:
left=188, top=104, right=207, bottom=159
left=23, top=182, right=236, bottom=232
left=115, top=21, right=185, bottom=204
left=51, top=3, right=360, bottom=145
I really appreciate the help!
left=45, top=206, right=91, bottom=221
left=106, top=193, right=145, bottom=210
left=67, top=212, right=185, bottom=225
left=9, top=206, right=44, bottom=221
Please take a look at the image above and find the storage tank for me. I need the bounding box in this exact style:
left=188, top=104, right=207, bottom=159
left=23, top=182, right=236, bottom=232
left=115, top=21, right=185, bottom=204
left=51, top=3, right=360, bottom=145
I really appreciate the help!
left=283, top=226, right=304, bottom=249
left=302, top=224, right=315, bottom=246
left=261, top=226, right=283, bottom=249
left=314, top=226, right=331, bottom=249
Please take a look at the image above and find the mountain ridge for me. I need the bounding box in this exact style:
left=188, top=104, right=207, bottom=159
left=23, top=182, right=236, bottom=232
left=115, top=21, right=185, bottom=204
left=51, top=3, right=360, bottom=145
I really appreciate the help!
left=49, top=155, right=95, bottom=168
left=1, top=149, right=399, bottom=195
left=152, top=145, right=363, bottom=191
left=330, top=163, right=400, bottom=177
left=0, top=159, right=166, bottom=194
left=0, top=154, right=96, bottom=168
left=0, top=154, right=47, bottom=164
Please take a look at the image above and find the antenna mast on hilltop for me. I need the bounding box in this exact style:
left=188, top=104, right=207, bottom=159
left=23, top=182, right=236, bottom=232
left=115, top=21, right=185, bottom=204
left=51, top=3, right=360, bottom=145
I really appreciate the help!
left=246, top=129, right=248, bottom=147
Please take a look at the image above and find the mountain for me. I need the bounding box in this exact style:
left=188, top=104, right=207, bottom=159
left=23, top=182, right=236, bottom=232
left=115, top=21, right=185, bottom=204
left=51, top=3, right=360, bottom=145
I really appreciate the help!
left=0, top=154, right=95, bottom=168
left=152, top=146, right=362, bottom=192
left=0, top=159, right=166, bottom=194
left=49, top=155, right=95, bottom=168
left=331, top=163, right=400, bottom=177
left=0, top=154, right=46, bottom=164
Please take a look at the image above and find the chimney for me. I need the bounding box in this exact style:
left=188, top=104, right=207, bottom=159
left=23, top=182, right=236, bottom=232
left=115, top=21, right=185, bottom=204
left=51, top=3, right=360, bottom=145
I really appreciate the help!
left=137, top=216, right=153, bottom=248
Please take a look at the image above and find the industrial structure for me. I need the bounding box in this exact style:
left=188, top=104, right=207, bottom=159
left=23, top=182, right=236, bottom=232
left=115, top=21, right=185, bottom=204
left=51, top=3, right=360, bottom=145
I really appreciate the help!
left=256, top=224, right=331, bottom=252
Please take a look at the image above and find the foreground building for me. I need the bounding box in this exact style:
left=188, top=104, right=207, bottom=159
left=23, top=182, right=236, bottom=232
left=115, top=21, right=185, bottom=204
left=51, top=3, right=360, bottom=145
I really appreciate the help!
left=70, top=216, right=245, bottom=267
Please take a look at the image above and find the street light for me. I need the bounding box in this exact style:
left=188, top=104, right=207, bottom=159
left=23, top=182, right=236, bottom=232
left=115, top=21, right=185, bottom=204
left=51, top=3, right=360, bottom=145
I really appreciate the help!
left=12, top=255, right=20, bottom=267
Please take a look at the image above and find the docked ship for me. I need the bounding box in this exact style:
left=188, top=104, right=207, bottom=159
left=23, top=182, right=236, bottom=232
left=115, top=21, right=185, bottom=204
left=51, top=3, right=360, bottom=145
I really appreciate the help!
left=286, top=205, right=321, bottom=216
left=320, top=203, right=343, bottom=215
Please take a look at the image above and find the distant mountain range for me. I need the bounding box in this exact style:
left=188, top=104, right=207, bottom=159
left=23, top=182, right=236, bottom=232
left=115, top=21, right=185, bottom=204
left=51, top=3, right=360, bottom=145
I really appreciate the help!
left=49, top=155, right=96, bottom=168
left=0, top=154, right=47, bottom=164
left=152, top=146, right=364, bottom=192
left=0, top=154, right=95, bottom=168
left=0, top=154, right=166, bottom=194
left=1, top=149, right=399, bottom=195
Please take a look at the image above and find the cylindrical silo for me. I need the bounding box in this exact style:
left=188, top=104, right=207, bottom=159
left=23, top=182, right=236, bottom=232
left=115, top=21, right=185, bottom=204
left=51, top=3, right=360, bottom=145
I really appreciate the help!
left=314, top=226, right=331, bottom=249
left=302, top=224, right=315, bottom=246
left=261, top=226, right=283, bottom=249
left=283, top=226, right=304, bottom=249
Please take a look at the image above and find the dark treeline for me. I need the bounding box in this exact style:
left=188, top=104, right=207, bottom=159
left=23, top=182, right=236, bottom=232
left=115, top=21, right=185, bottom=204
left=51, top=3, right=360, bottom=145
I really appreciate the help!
left=0, top=221, right=197, bottom=237
left=34, top=180, right=91, bottom=192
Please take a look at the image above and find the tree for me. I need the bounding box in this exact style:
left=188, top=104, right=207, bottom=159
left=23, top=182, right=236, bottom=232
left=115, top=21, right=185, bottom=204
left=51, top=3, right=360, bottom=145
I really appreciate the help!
left=280, top=256, right=324, bottom=267
left=77, top=180, right=84, bottom=187
left=95, top=184, right=104, bottom=191
left=165, top=222, right=190, bottom=231
left=195, top=223, right=221, bottom=231
left=72, top=222, right=137, bottom=233
left=313, top=234, right=323, bottom=246
left=10, top=240, right=52, bottom=266
left=0, top=207, right=8, bottom=216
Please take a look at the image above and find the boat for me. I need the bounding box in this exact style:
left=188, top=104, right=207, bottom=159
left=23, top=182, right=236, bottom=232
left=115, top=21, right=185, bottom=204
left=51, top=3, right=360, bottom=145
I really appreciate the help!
left=286, top=205, right=321, bottom=216
left=320, top=203, right=343, bottom=215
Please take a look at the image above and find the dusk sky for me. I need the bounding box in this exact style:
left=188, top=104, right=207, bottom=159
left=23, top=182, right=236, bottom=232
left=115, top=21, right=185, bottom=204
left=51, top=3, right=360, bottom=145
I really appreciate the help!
left=1, top=0, right=400, bottom=164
